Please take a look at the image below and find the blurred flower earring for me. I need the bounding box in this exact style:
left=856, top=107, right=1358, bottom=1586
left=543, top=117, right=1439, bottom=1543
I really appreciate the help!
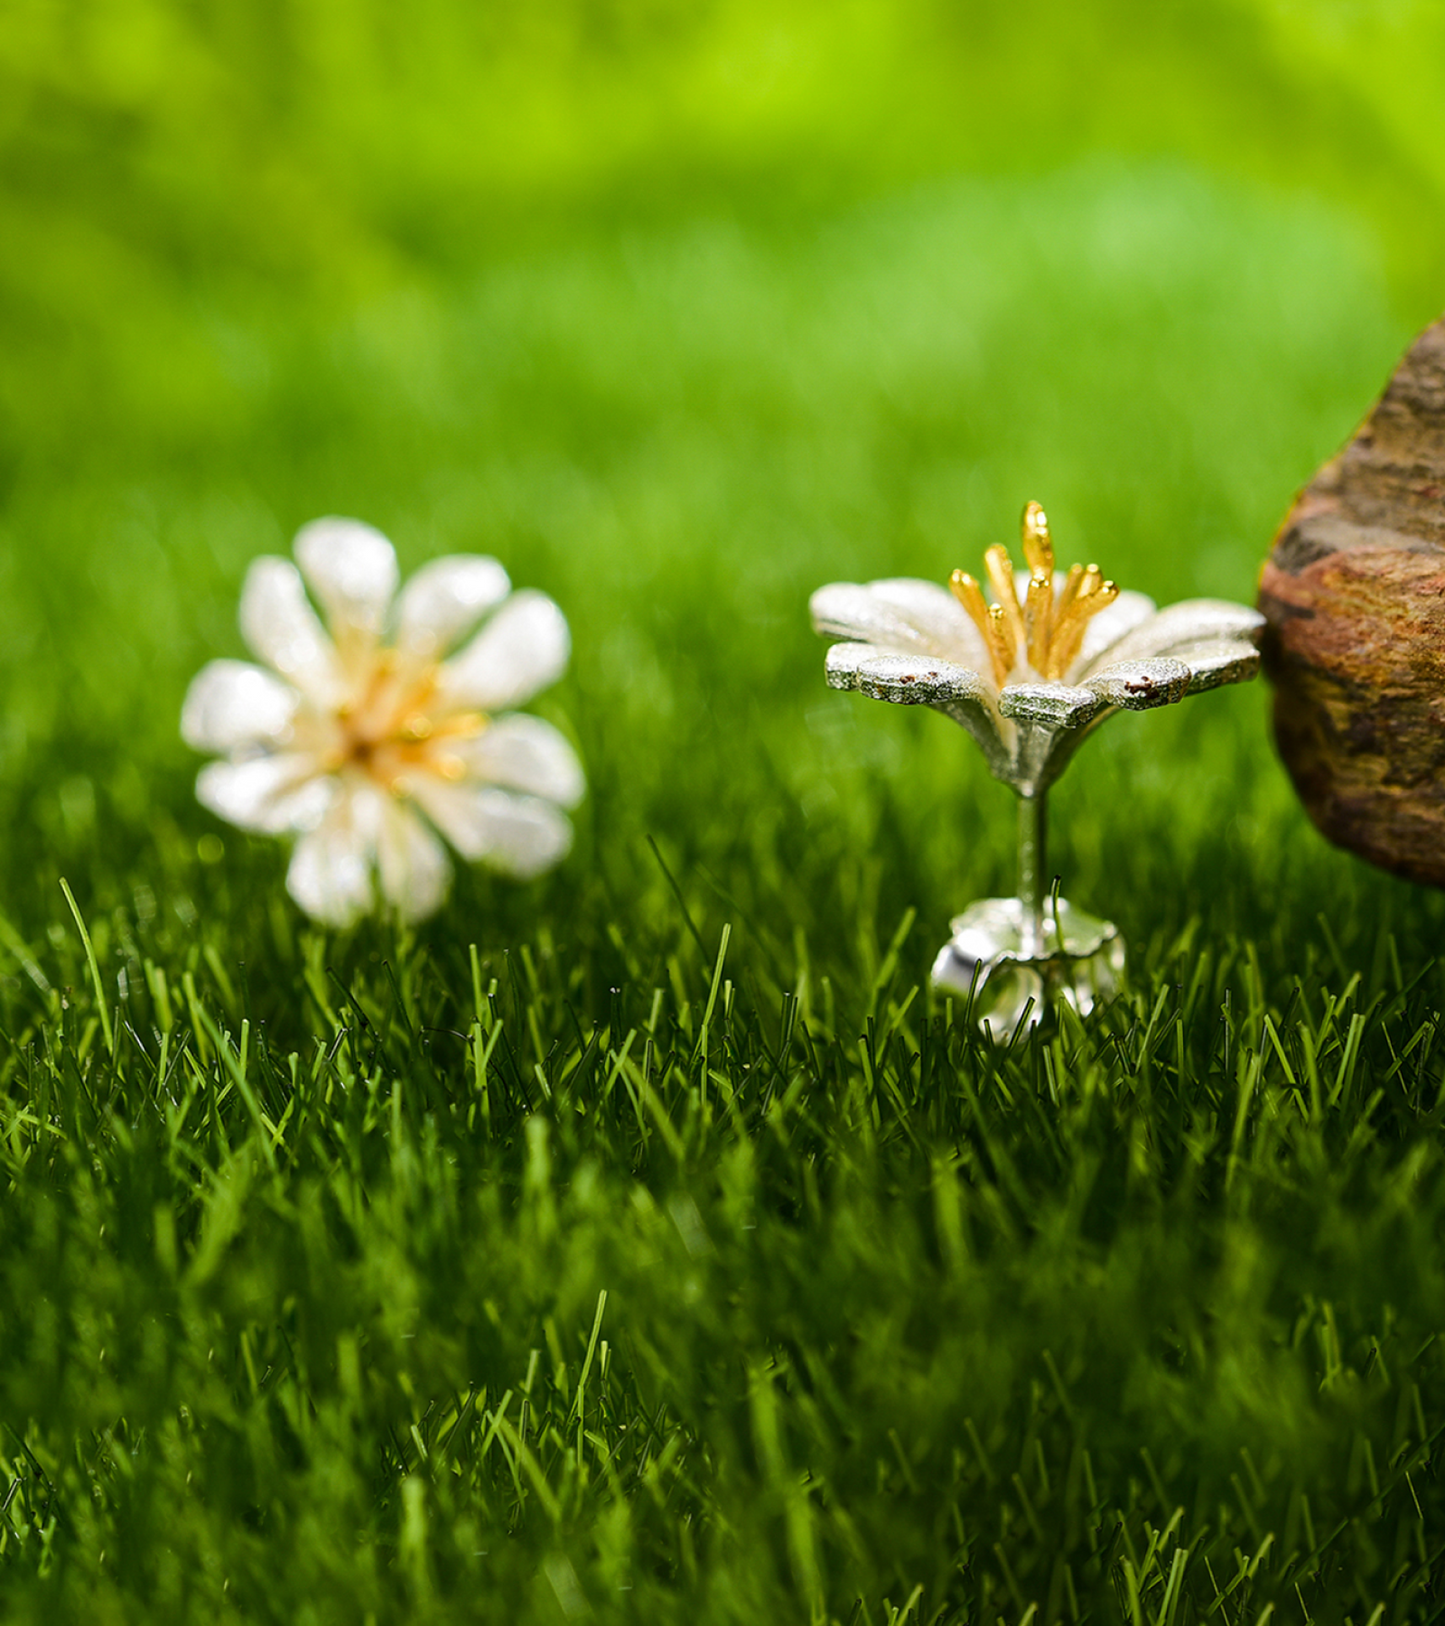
left=183, top=518, right=584, bottom=926
left=811, top=502, right=1263, bottom=1035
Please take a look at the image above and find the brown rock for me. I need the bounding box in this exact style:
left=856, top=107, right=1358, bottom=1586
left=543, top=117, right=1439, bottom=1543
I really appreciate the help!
left=1259, top=315, right=1445, bottom=888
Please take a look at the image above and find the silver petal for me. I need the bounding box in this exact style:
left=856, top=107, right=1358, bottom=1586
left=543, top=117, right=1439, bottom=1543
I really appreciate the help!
left=196, top=754, right=335, bottom=835
left=239, top=557, right=345, bottom=708
left=437, top=590, right=571, bottom=712
left=293, top=517, right=400, bottom=642
left=997, top=682, right=1102, bottom=729
left=395, top=555, right=512, bottom=659
left=1083, top=656, right=1193, bottom=710
left=285, top=789, right=382, bottom=926
left=810, top=578, right=988, bottom=669
left=410, top=780, right=574, bottom=877
left=181, top=660, right=299, bottom=754
left=1078, top=598, right=1263, bottom=675
left=824, top=643, right=1010, bottom=779
left=824, top=643, right=990, bottom=704
left=1176, top=638, right=1262, bottom=693
left=374, top=800, right=454, bottom=922
left=453, top=714, right=586, bottom=809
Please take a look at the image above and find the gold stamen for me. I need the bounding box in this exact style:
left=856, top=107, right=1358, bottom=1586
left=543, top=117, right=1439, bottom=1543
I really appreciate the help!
left=949, top=569, right=992, bottom=638
left=983, top=544, right=1026, bottom=654
left=947, top=505, right=1127, bottom=683
left=1025, top=571, right=1054, bottom=672
left=1053, top=562, right=1085, bottom=620
left=432, top=711, right=488, bottom=741
left=1045, top=607, right=1089, bottom=678
left=401, top=714, right=434, bottom=741
left=1048, top=579, right=1120, bottom=677
left=989, top=605, right=1015, bottom=677
left=1020, top=501, right=1053, bottom=577
left=951, top=569, right=1009, bottom=685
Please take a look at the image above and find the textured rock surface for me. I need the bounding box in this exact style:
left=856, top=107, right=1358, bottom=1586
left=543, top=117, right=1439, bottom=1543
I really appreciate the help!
left=1259, top=316, right=1445, bottom=887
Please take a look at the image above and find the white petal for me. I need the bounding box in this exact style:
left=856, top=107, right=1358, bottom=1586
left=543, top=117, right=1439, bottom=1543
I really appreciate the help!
left=1072, top=589, right=1157, bottom=670
left=240, top=558, right=344, bottom=706
left=411, top=781, right=573, bottom=878
left=284, top=787, right=384, bottom=926
left=375, top=801, right=453, bottom=921
left=437, top=591, right=570, bottom=711
left=181, top=660, right=299, bottom=753
left=395, top=556, right=512, bottom=659
left=196, top=755, right=334, bottom=834
left=1077, top=598, right=1263, bottom=675
left=293, top=517, right=400, bottom=640
left=810, top=579, right=988, bottom=670
left=453, top=715, right=585, bottom=808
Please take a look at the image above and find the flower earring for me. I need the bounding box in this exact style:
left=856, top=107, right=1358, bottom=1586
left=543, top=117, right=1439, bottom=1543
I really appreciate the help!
left=183, top=518, right=584, bottom=926
left=811, top=503, right=1263, bottom=1034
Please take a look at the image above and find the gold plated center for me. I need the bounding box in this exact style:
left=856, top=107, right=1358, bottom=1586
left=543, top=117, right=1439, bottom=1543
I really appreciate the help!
left=949, top=502, right=1119, bottom=687
left=331, top=654, right=486, bottom=790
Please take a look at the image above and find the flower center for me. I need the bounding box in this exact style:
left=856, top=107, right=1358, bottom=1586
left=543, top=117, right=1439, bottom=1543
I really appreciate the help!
left=332, top=652, right=486, bottom=791
left=949, top=502, right=1120, bottom=687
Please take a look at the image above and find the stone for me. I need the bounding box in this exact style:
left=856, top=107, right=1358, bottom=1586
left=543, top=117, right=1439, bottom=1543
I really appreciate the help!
left=1259, top=315, right=1445, bottom=888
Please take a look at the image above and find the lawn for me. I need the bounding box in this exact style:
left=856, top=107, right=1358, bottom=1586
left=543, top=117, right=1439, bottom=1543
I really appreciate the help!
left=3, top=6, right=1445, bottom=1622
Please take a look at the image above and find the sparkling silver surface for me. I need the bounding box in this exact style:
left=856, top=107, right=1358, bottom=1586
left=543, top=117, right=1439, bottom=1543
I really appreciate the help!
left=930, top=895, right=1125, bottom=1038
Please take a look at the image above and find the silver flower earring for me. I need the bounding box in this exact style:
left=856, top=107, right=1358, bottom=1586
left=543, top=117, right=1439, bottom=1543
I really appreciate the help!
left=811, top=503, right=1263, bottom=1035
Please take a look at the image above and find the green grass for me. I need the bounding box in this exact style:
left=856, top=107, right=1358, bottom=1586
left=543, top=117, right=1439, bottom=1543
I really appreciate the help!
left=3, top=154, right=1445, bottom=1622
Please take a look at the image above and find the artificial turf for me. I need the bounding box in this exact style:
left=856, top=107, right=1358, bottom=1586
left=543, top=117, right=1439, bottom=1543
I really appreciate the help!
left=2, top=159, right=1445, bottom=1622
